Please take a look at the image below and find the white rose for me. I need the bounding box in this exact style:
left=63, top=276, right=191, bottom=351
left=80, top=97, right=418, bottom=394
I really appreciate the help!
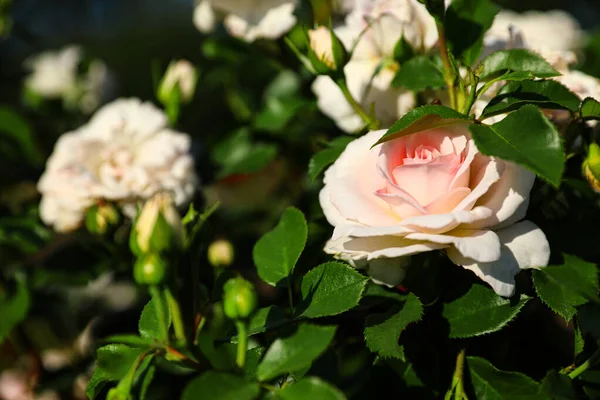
left=38, top=98, right=198, bottom=232
left=24, top=46, right=81, bottom=99
left=194, top=0, right=297, bottom=42
left=320, top=128, right=550, bottom=297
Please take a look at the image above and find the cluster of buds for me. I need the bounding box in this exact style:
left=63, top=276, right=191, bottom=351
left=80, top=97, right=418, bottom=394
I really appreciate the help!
left=130, top=193, right=184, bottom=286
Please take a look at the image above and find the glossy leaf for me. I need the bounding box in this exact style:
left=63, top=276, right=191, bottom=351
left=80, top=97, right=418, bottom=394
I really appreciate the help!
left=442, top=284, right=530, bottom=338
left=580, top=97, right=600, bottom=120
left=278, top=377, right=347, bottom=400
left=374, top=105, right=472, bottom=145
left=478, top=49, right=560, bottom=80
left=532, top=254, right=599, bottom=322
left=138, top=293, right=171, bottom=341
left=364, top=293, right=423, bottom=359
left=308, top=136, right=354, bottom=182
left=392, top=56, right=445, bottom=90
left=181, top=371, right=260, bottom=400
left=467, top=356, right=545, bottom=400
left=86, top=344, right=144, bottom=399
left=469, top=105, right=565, bottom=187
left=256, top=323, right=336, bottom=381
left=247, top=306, right=287, bottom=336
left=253, top=207, right=307, bottom=286
left=481, top=80, right=580, bottom=119
left=299, top=262, right=368, bottom=318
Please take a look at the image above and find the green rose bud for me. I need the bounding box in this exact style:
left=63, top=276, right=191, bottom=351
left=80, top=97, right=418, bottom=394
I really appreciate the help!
left=132, top=193, right=183, bottom=255
left=208, top=239, right=234, bottom=268
left=157, top=60, right=198, bottom=105
left=85, top=202, right=120, bottom=235
left=134, top=253, right=168, bottom=286
left=307, top=25, right=349, bottom=76
left=583, top=142, right=600, bottom=192
left=223, top=277, right=257, bottom=320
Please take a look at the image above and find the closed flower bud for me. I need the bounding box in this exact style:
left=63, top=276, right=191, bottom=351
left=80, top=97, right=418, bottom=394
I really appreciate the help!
left=208, top=239, right=234, bottom=267
left=85, top=202, right=120, bottom=235
left=132, top=193, right=184, bottom=255
left=223, top=277, right=257, bottom=320
left=583, top=142, right=600, bottom=192
left=307, top=26, right=348, bottom=75
left=158, top=60, right=198, bottom=105
left=134, top=253, right=168, bottom=286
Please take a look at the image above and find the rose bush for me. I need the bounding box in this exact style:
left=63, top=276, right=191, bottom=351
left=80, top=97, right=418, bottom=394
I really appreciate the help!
left=320, top=127, right=550, bottom=296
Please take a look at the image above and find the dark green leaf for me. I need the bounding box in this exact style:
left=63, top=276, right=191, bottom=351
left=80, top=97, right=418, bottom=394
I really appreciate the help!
left=0, top=277, right=30, bottom=343
left=0, top=107, right=43, bottom=166
left=393, top=36, right=415, bottom=65
left=392, top=56, right=445, bottom=90
left=469, top=105, right=565, bottom=187
left=478, top=49, right=560, bottom=80
left=103, top=334, right=155, bottom=348
left=480, top=80, right=580, bottom=119
left=364, top=293, right=423, bottom=359
left=181, top=371, right=260, bottom=400
left=299, top=262, right=369, bottom=318
left=442, top=284, right=530, bottom=338
left=138, top=294, right=171, bottom=341
left=256, top=323, right=337, bottom=381
left=532, top=254, right=599, bottom=322
left=278, top=377, right=347, bottom=400
left=212, top=129, right=278, bottom=178
left=467, top=356, right=544, bottom=400
left=375, top=105, right=472, bottom=145
left=86, top=344, right=144, bottom=399
left=539, top=371, right=578, bottom=400
left=580, top=97, right=600, bottom=120
left=445, top=0, right=500, bottom=65
left=247, top=306, right=287, bottom=336
left=243, top=347, right=265, bottom=379
left=308, top=136, right=354, bottom=182
left=417, top=0, right=445, bottom=21
left=253, top=207, right=307, bottom=286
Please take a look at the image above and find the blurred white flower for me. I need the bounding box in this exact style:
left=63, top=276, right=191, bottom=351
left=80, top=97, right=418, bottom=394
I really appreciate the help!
left=0, top=369, right=59, bottom=400
left=193, top=0, right=297, bottom=42
left=38, top=98, right=198, bottom=232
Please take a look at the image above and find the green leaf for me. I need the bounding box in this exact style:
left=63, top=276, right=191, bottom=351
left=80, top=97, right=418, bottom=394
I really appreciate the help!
left=467, top=356, right=544, bottom=400
left=442, top=284, right=530, bottom=338
left=0, top=277, right=30, bottom=343
left=478, top=49, right=560, bottom=80
left=299, top=262, right=369, bottom=318
left=580, top=97, right=600, bottom=120
left=247, top=306, right=288, bottom=336
left=181, top=371, right=260, bottom=400
left=253, top=207, right=308, bottom=286
left=364, top=293, right=423, bottom=359
left=278, top=377, right=347, bottom=400
left=539, top=371, right=578, bottom=400
left=445, top=0, right=500, bottom=65
left=256, top=323, right=337, bottom=381
left=138, top=363, right=156, bottom=400
left=393, top=36, right=415, bottom=65
left=417, top=0, right=445, bottom=21
left=469, top=105, right=565, bottom=187
left=374, top=105, right=472, bottom=145
left=480, top=80, right=580, bottom=119
left=532, top=254, right=599, bottom=322
left=86, top=344, right=144, bottom=399
left=308, top=136, right=354, bottom=182
left=212, top=129, right=278, bottom=178
left=103, top=334, right=155, bottom=348
left=392, top=56, right=445, bottom=90
left=0, top=107, right=43, bottom=166
left=138, top=294, right=171, bottom=341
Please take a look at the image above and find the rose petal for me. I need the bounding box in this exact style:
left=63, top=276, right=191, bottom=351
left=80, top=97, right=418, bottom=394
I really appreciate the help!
left=447, top=220, right=550, bottom=297
left=406, top=229, right=501, bottom=263
left=400, top=206, right=493, bottom=234
left=449, top=139, right=477, bottom=190
left=367, top=257, right=411, bottom=287
left=325, top=235, right=447, bottom=260
left=425, top=187, right=471, bottom=215
left=375, top=186, right=427, bottom=219
left=469, top=162, right=536, bottom=229
left=453, top=157, right=505, bottom=212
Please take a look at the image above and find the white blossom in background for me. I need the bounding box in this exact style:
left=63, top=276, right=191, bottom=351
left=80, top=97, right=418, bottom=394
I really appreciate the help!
left=0, top=369, right=59, bottom=400
left=24, top=45, right=114, bottom=113
left=193, top=0, right=297, bottom=42
left=38, top=98, right=198, bottom=233
left=312, top=0, right=439, bottom=133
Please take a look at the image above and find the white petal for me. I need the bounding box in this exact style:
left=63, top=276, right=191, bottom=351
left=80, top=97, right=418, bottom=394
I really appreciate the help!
left=367, top=257, right=411, bottom=287
left=453, top=157, right=505, bottom=212
left=447, top=220, right=550, bottom=297
left=325, top=235, right=447, bottom=260
left=406, top=229, right=501, bottom=263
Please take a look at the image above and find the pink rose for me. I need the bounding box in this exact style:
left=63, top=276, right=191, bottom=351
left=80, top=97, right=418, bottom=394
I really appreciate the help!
left=320, top=127, right=550, bottom=296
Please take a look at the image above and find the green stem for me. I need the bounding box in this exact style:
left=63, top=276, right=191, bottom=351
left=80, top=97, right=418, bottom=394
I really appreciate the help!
left=568, top=348, right=600, bottom=379
left=436, top=23, right=457, bottom=110
left=336, top=78, right=375, bottom=130
left=445, top=349, right=468, bottom=400
left=149, top=286, right=169, bottom=344
left=165, top=287, right=186, bottom=343
left=235, top=320, right=249, bottom=369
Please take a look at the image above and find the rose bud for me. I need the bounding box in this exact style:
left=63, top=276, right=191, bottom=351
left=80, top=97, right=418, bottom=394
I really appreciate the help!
left=134, top=253, right=168, bottom=286
left=583, top=142, right=600, bottom=192
left=157, top=60, right=198, bottom=105
left=131, top=193, right=184, bottom=255
left=223, top=277, right=257, bottom=320
left=307, top=25, right=349, bottom=75
left=85, top=202, right=120, bottom=235
left=208, top=239, right=235, bottom=267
